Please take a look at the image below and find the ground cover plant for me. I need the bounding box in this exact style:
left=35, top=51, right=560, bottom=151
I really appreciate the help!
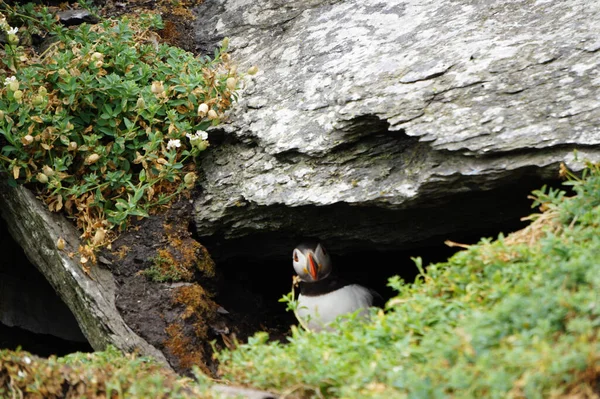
left=215, top=161, right=600, bottom=398
left=0, top=346, right=212, bottom=398
left=0, top=2, right=240, bottom=264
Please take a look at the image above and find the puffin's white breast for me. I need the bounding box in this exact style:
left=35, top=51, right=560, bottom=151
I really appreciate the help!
left=297, top=284, right=374, bottom=331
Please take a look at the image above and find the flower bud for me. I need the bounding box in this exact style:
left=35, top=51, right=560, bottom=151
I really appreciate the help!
left=184, top=172, right=197, bottom=188
left=194, top=140, right=209, bottom=152
left=56, top=237, right=66, bottom=250
left=91, top=52, right=104, bottom=61
left=68, top=141, right=78, bottom=151
left=221, top=37, right=229, bottom=49
left=222, top=53, right=230, bottom=63
left=13, top=90, right=23, bottom=100
left=226, top=77, right=237, bottom=90
left=197, top=103, right=209, bottom=116
left=7, top=34, right=18, bottom=45
left=58, top=68, right=68, bottom=77
left=247, top=65, right=259, bottom=75
left=8, top=79, right=19, bottom=92
left=37, top=173, right=49, bottom=184
left=151, top=81, right=164, bottom=94
left=136, top=97, right=146, bottom=110
left=42, top=165, right=55, bottom=177
left=21, top=135, right=33, bottom=145
left=94, top=60, right=103, bottom=68
left=32, top=94, right=44, bottom=106
left=229, top=65, right=238, bottom=76
left=207, top=109, right=218, bottom=120
left=38, top=86, right=47, bottom=96
left=86, top=153, right=100, bottom=164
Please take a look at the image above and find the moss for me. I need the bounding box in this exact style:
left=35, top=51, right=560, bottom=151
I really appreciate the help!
left=143, top=250, right=194, bottom=282
left=140, top=222, right=215, bottom=282
left=162, top=284, right=219, bottom=375
left=165, top=323, right=209, bottom=375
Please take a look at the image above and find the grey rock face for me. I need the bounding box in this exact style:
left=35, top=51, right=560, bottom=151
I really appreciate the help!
left=192, top=0, right=600, bottom=258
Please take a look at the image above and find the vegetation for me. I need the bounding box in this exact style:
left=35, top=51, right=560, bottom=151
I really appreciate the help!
left=1, top=3, right=598, bottom=399
left=0, top=2, right=239, bottom=263
left=216, top=161, right=600, bottom=398
left=1, top=162, right=598, bottom=398
left=0, top=346, right=213, bottom=398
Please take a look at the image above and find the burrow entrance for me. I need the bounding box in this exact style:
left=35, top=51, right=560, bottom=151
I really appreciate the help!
left=0, top=220, right=92, bottom=357
left=203, top=172, right=565, bottom=342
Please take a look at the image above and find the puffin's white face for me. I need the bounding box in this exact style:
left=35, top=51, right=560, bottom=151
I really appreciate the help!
left=292, top=242, right=332, bottom=282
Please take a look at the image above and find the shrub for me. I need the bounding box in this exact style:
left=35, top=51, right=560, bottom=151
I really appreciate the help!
left=0, top=3, right=238, bottom=263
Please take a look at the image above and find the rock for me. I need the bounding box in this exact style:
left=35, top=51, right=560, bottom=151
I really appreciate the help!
left=211, top=384, right=279, bottom=399
left=0, top=183, right=170, bottom=368
left=57, top=9, right=99, bottom=26
left=191, top=0, right=600, bottom=260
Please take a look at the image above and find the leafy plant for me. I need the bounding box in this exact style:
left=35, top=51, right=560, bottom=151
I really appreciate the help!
left=0, top=3, right=241, bottom=264
left=0, top=345, right=214, bottom=398
left=216, top=162, right=600, bottom=398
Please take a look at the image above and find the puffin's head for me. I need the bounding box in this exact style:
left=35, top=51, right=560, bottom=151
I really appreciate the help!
left=292, top=241, right=332, bottom=282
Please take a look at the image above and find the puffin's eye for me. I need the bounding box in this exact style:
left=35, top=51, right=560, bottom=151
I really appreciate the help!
left=293, top=252, right=299, bottom=262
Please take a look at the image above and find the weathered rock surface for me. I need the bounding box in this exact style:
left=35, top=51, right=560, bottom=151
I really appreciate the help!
left=192, top=0, right=600, bottom=259
left=0, top=183, right=170, bottom=367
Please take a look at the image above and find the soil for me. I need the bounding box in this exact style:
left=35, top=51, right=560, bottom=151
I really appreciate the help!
left=99, top=189, right=292, bottom=375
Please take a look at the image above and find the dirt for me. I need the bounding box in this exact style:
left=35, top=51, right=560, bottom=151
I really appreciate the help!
left=99, top=188, right=291, bottom=375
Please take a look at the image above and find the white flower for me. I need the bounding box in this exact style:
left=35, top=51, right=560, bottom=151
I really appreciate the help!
left=166, top=139, right=181, bottom=150
left=186, top=130, right=208, bottom=141
left=23, top=356, right=32, bottom=365
left=6, top=26, right=18, bottom=35
left=4, top=76, right=16, bottom=86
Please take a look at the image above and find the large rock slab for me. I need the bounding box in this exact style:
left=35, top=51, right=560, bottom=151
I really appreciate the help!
left=192, top=0, right=600, bottom=258
left=0, top=184, right=170, bottom=366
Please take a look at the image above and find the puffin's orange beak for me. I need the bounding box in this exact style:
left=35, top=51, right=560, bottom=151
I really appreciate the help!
left=307, top=253, right=318, bottom=280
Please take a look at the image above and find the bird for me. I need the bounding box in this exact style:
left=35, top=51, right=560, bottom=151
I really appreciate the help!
left=292, top=241, right=383, bottom=331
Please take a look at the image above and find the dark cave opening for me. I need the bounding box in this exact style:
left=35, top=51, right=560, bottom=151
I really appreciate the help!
left=0, top=220, right=93, bottom=357
left=206, top=172, right=566, bottom=341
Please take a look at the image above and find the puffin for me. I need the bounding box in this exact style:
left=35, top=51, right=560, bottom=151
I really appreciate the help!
left=292, top=241, right=383, bottom=331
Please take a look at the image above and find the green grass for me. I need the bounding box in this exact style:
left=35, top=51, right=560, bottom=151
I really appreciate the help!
left=2, top=163, right=599, bottom=398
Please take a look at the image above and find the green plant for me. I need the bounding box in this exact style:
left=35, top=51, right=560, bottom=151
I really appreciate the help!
left=216, top=162, right=600, bottom=398
left=0, top=345, right=214, bottom=398
left=142, top=253, right=187, bottom=282
left=0, top=4, right=240, bottom=263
